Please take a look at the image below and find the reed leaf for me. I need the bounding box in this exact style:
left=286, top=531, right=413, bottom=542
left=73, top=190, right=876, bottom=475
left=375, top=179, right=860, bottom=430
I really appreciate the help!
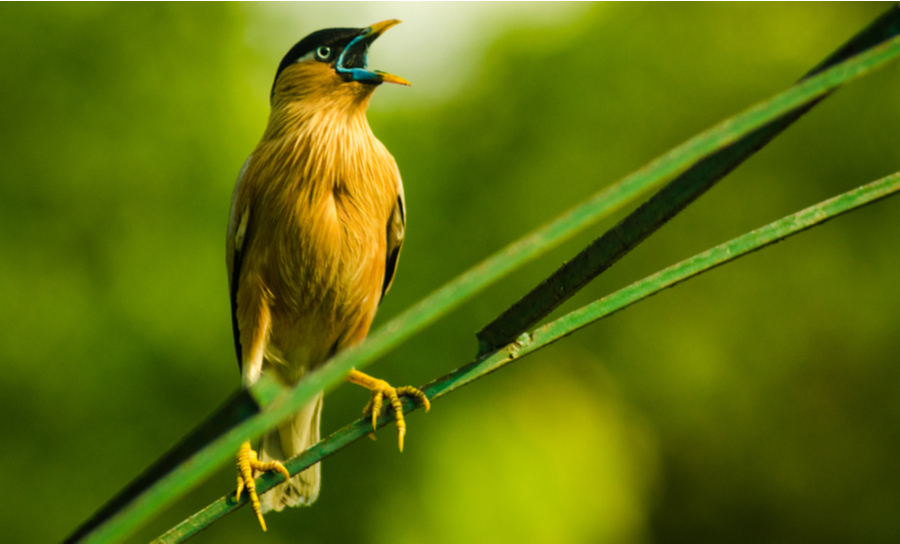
left=156, top=171, right=900, bottom=543
left=64, top=7, right=900, bottom=543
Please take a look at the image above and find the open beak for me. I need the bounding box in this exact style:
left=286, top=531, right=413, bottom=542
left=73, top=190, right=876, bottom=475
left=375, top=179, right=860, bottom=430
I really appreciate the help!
left=337, top=19, right=410, bottom=86
left=366, top=20, right=410, bottom=86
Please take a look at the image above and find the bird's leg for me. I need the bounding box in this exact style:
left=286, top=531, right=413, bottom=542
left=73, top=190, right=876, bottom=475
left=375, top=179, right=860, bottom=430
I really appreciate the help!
left=235, top=441, right=290, bottom=531
left=346, top=369, right=430, bottom=452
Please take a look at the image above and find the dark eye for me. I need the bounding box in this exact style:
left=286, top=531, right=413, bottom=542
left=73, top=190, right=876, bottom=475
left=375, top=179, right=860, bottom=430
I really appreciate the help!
left=316, top=46, right=331, bottom=60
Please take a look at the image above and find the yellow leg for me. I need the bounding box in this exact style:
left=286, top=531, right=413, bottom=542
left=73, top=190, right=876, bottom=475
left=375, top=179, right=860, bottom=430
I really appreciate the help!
left=235, top=441, right=290, bottom=531
left=346, top=369, right=430, bottom=452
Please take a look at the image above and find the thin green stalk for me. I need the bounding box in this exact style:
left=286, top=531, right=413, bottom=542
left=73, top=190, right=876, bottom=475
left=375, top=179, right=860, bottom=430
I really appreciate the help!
left=156, top=171, right=900, bottom=543
left=66, top=13, right=900, bottom=544
left=475, top=6, right=900, bottom=352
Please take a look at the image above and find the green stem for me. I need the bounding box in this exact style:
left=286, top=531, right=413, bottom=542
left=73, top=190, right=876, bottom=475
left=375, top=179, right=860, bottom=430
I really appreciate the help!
left=156, top=171, right=900, bottom=543
left=65, top=10, right=900, bottom=544
left=475, top=6, right=900, bottom=352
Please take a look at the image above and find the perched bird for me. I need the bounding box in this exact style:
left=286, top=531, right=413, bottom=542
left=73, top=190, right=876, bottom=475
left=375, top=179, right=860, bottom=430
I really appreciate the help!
left=226, top=20, right=429, bottom=530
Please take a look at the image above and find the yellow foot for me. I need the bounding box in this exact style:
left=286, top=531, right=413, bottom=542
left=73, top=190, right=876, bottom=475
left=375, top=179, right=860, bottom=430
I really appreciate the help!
left=235, top=441, right=290, bottom=531
left=346, top=369, right=430, bottom=452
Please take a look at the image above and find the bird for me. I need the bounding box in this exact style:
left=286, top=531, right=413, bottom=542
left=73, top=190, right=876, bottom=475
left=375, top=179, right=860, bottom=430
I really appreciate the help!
left=225, top=20, right=430, bottom=531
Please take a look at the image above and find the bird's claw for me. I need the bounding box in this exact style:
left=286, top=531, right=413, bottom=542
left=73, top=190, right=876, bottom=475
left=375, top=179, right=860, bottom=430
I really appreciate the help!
left=360, top=379, right=430, bottom=452
left=235, top=441, right=290, bottom=531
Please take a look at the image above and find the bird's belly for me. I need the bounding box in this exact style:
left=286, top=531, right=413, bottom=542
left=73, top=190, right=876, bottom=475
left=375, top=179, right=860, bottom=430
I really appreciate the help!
left=262, top=192, right=385, bottom=383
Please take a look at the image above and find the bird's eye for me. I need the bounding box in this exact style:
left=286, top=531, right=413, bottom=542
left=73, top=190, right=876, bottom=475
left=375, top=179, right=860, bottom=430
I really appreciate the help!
left=316, top=46, right=332, bottom=60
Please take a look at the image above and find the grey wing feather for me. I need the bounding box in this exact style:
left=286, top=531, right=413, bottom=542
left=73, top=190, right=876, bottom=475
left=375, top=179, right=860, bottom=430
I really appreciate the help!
left=226, top=155, right=253, bottom=369
left=381, top=178, right=405, bottom=302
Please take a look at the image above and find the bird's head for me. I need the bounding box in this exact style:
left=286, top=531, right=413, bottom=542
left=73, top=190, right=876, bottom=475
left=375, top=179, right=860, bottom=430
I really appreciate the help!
left=270, top=20, right=409, bottom=107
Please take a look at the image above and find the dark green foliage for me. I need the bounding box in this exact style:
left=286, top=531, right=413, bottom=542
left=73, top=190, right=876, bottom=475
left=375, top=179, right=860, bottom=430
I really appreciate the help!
left=3, top=4, right=900, bottom=544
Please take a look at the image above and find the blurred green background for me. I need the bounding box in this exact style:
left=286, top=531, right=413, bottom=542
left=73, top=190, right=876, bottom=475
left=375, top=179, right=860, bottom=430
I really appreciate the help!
left=2, top=3, right=900, bottom=543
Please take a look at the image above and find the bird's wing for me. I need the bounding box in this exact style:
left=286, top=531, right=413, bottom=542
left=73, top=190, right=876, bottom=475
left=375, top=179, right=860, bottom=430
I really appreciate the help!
left=226, top=155, right=253, bottom=370
left=380, top=177, right=405, bottom=303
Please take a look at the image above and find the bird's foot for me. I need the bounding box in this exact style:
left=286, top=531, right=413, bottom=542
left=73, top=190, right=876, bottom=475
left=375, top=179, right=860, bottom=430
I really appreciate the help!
left=235, top=441, right=290, bottom=531
left=346, top=369, right=430, bottom=452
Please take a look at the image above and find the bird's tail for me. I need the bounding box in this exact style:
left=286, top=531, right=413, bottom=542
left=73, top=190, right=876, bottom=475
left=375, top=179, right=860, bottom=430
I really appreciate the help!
left=258, top=392, right=323, bottom=513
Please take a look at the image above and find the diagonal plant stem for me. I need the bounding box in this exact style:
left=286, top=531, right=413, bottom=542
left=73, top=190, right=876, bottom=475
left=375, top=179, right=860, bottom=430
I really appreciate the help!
left=475, top=5, right=900, bottom=353
left=156, top=171, right=900, bottom=543
left=64, top=9, right=900, bottom=544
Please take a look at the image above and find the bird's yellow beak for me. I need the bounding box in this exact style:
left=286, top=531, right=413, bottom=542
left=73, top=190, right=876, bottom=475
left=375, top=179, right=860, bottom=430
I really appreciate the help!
left=365, top=20, right=410, bottom=86
left=367, top=19, right=401, bottom=39
left=337, top=19, right=410, bottom=86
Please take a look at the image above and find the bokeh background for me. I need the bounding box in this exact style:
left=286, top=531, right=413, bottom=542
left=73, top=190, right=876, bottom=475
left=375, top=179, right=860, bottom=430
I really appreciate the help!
left=2, top=3, right=900, bottom=543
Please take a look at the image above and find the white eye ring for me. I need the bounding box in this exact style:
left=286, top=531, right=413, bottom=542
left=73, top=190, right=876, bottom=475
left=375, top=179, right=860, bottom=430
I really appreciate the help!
left=316, top=46, right=331, bottom=60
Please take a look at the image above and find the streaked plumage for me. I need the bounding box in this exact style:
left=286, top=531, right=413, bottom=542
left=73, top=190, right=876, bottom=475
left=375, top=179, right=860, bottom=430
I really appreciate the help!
left=226, top=22, right=416, bottom=521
